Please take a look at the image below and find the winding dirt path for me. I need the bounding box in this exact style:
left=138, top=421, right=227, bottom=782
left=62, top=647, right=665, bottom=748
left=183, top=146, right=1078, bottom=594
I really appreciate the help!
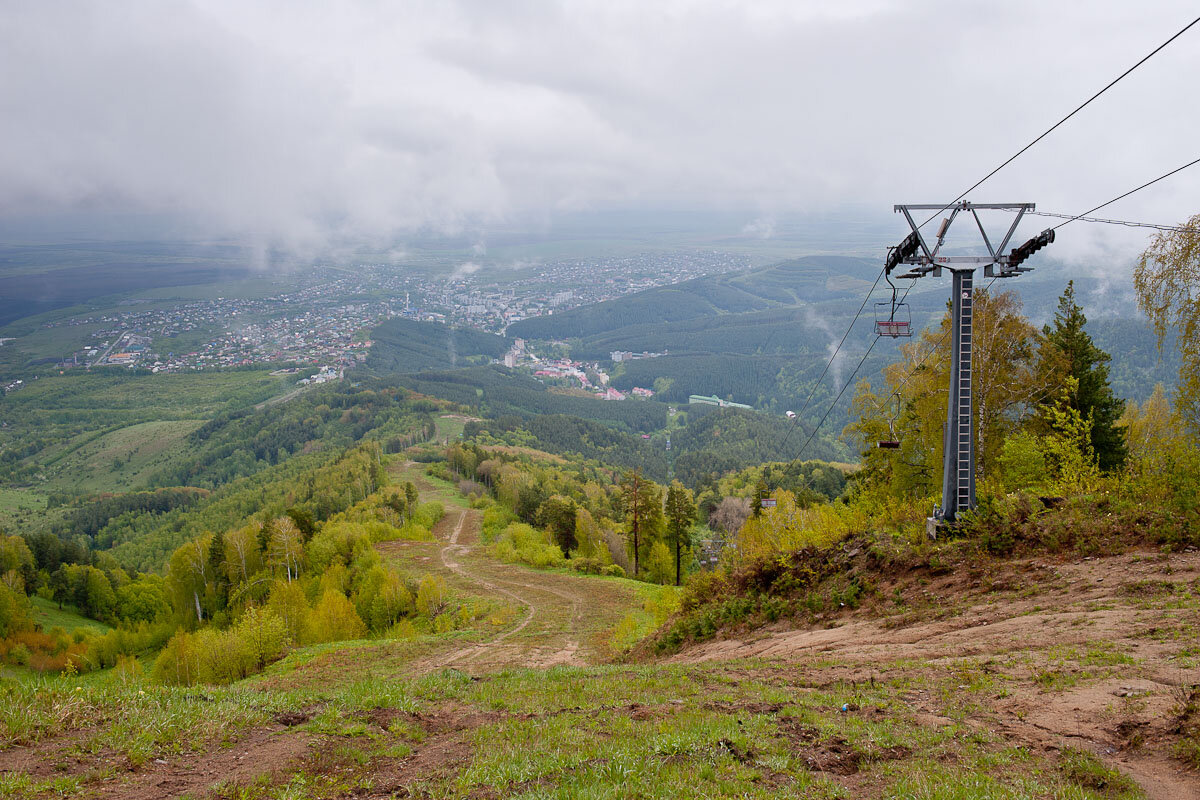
left=376, top=471, right=634, bottom=674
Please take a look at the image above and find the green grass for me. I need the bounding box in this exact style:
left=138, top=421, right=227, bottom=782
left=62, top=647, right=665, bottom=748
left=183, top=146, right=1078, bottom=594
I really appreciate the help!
left=433, top=414, right=467, bottom=442
left=28, top=597, right=113, bottom=635
left=40, top=419, right=204, bottom=492
left=0, top=487, right=47, bottom=529
left=0, top=647, right=1153, bottom=800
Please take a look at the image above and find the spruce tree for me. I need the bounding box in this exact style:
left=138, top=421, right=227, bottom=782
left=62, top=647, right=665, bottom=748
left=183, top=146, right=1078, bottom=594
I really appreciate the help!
left=1039, top=281, right=1127, bottom=471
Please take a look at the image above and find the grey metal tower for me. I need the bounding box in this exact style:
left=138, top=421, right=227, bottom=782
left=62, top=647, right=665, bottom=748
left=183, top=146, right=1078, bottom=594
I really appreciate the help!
left=886, top=202, right=1053, bottom=524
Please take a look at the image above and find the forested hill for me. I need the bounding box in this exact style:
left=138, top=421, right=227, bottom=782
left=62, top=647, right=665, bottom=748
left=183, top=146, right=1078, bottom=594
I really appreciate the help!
left=506, top=255, right=878, bottom=340
left=366, top=318, right=507, bottom=373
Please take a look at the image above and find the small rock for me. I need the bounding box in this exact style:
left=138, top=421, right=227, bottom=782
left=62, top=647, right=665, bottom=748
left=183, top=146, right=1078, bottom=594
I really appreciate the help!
left=154, top=759, right=168, bottom=765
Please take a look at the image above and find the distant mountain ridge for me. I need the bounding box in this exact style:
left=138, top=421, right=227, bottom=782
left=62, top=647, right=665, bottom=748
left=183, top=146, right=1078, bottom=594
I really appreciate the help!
left=506, top=255, right=878, bottom=341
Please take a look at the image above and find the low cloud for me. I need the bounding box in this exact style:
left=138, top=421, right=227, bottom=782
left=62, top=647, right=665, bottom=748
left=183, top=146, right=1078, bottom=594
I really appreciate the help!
left=0, top=1, right=1196, bottom=259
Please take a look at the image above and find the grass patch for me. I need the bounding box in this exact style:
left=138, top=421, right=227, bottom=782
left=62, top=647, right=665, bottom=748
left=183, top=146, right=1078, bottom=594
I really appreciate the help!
left=28, top=596, right=113, bottom=635
left=1060, top=747, right=1144, bottom=798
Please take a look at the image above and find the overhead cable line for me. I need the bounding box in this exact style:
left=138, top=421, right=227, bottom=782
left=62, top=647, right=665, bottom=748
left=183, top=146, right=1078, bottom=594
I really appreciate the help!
left=865, top=274, right=1002, bottom=419
left=793, top=336, right=880, bottom=461
left=1049, top=155, right=1200, bottom=231
left=1020, top=209, right=1200, bottom=233
left=915, top=12, right=1200, bottom=230
left=776, top=266, right=884, bottom=454
left=871, top=152, right=1200, bottom=421
left=781, top=15, right=1200, bottom=465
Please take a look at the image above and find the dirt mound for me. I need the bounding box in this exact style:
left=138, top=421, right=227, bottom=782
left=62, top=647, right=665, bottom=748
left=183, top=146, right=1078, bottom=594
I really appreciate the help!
left=669, top=548, right=1200, bottom=799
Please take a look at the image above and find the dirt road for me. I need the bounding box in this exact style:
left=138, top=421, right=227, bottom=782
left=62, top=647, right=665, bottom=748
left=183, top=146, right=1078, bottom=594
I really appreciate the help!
left=375, top=474, right=638, bottom=674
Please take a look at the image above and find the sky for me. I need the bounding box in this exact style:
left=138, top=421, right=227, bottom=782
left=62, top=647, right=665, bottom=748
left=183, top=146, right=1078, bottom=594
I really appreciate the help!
left=1, top=0, right=1197, bottom=262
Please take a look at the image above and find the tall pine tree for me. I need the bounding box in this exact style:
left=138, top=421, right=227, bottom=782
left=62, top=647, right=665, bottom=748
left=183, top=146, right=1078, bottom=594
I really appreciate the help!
left=1037, top=281, right=1127, bottom=471
left=664, top=481, right=697, bottom=586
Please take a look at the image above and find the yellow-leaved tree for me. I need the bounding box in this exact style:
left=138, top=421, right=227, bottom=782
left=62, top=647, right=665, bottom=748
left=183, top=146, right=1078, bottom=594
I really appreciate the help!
left=847, top=289, right=1046, bottom=504
left=1135, top=214, right=1200, bottom=434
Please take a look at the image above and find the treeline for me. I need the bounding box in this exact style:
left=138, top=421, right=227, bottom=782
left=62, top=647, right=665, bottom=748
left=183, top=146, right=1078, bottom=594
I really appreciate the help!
left=438, top=441, right=700, bottom=586
left=0, top=370, right=290, bottom=484
left=152, top=469, right=459, bottom=685
left=52, top=487, right=210, bottom=541
left=610, top=354, right=788, bottom=406
left=1, top=530, right=176, bottom=672
left=671, top=408, right=848, bottom=486
left=0, top=440, right=475, bottom=683
left=394, top=366, right=668, bottom=433
left=151, top=385, right=435, bottom=489
left=366, top=318, right=507, bottom=374
left=106, top=444, right=388, bottom=572
left=574, top=308, right=826, bottom=361
left=507, top=283, right=732, bottom=340
left=465, top=414, right=670, bottom=480
left=506, top=255, right=881, bottom=342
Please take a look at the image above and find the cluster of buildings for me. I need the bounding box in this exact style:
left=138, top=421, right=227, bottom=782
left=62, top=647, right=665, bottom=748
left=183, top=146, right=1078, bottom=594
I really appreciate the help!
left=435, top=251, right=752, bottom=332
left=504, top=341, right=655, bottom=402
left=40, top=276, right=390, bottom=373
left=609, top=350, right=667, bottom=363
left=19, top=249, right=752, bottom=383
left=688, top=394, right=752, bottom=410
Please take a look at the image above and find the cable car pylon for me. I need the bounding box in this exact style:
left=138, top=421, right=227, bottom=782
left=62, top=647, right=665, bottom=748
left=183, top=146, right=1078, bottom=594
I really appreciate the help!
left=887, top=201, right=1053, bottom=532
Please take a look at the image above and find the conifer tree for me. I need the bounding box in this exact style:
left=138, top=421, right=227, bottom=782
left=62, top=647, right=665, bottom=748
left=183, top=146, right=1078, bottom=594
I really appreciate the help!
left=664, top=481, right=697, bottom=586
left=1038, top=281, right=1127, bottom=470
left=620, top=469, right=662, bottom=576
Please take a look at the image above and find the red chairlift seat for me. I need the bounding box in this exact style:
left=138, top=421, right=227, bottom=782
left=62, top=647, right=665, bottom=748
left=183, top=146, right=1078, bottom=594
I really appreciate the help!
left=874, top=301, right=912, bottom=338
left=877, top=440, right=901, bottom=449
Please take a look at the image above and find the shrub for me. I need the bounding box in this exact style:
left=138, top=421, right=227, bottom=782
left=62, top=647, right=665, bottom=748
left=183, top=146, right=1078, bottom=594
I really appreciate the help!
left=413, top=501, right=445, bottom=529
left=235, top=606, right=291, bottom=670
left=7, top=642, right=30, bottom=666
left=571, top=558, right=606, bottom=575
left=480, top=505, right=517, bottom=544
left=488, top=523, right=565, bottom=569
left=415, top=575, right=446, bottom=618
left=307, top=589, right=368, bottom=644
left=998, top=431, right=1047, bottom=491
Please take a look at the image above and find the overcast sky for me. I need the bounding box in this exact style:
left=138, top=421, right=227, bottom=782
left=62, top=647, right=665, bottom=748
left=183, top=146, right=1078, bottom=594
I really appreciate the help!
left=1, top=1, right=1197, bottom=260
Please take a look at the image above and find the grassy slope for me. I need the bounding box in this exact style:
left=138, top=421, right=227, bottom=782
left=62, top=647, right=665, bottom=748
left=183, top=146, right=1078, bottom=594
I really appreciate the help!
left=28, top=597, right=113, bottom=635
left=1, top=370, right=292, bottom=498
left=43, top=419, right=204, bottom=493
left=1, top=454, right=1180, bottom=798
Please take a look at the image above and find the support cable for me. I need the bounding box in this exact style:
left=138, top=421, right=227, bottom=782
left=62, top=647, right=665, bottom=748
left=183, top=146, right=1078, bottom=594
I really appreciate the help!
left=1021, top=210, right=1200, bottom=233
left=793, top=336, right=880, bottom=461
left=914, top=13, right=1200, bottom=230
left=1050, top=155, right=1200, bottom=232
left=776, top=266, right=884, bottom=455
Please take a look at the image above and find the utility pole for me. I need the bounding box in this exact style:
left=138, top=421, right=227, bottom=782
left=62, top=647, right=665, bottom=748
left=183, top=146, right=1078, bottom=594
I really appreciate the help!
left=885, top=202, right=1053, bottom=529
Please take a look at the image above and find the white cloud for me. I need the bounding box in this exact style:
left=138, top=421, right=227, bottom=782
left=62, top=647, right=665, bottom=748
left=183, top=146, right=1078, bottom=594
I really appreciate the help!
left=0, top=0, right=1197, bottom=258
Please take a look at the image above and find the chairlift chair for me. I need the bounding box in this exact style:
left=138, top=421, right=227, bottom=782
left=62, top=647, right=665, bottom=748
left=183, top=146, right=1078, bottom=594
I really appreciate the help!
left=875, top=250, right=914, bottom=338
left=874, top=301, right=912, bottom=338
left=877, top=392, right=902, bottom=449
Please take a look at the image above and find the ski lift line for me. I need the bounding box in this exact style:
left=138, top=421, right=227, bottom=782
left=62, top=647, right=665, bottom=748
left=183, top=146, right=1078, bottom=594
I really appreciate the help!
left=794, top=336, right=880, bottom=462
left=915, top=13, right=1200, bottom=232
left=888, top=155, right=1200, bottom=359
left=777, top=264, right=886, bottom=456
left=784, top=10, right=1200, bottom=463
left=1048, top=155, right=1200, bottom=232
left=864, top=275, right=1002, bottom=419
left=1017, top=210, right=1200, bottom=233
left=790, top=265, right=886, bottom=426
